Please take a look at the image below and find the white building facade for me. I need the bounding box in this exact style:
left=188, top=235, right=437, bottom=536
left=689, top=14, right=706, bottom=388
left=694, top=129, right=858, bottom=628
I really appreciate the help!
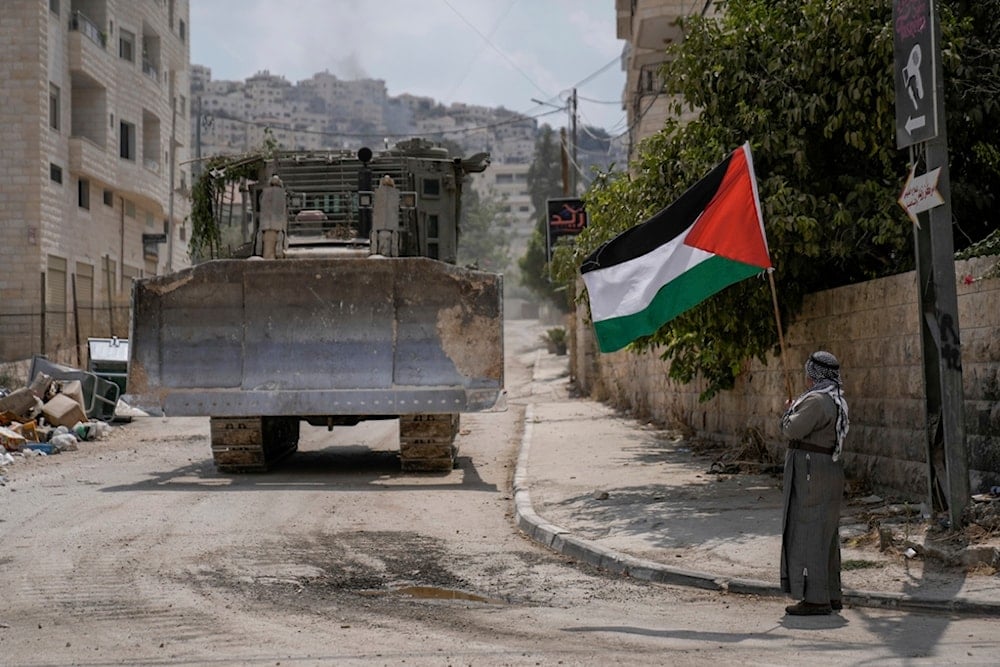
left=0, top=0, right=191, bottom=364
left=615, top=0, right=721, bottom=162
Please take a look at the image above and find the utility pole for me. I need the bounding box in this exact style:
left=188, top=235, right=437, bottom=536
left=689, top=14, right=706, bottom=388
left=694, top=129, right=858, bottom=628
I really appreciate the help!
left=560, top=127, right=569, bottom=196
left=893, top=0, right=968, bottom=528
left=570, top=88, right=578, bottom=195
left=167, top=70, right=177, bottom=272
left=194, top=95, right=203, bottom=180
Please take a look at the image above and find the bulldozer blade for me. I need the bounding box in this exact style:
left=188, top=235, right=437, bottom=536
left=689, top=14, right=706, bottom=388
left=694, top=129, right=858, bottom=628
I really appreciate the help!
left=127, top=257, right=503, bottom=417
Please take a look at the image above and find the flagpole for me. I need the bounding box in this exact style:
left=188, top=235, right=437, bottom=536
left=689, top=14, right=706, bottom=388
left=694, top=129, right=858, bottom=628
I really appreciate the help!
left=767, top=269, right=795, bottom=400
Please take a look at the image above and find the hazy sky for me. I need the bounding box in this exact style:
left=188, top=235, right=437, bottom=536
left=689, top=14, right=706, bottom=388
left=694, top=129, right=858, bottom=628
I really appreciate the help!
left=189, top=0, right=627, bottom=134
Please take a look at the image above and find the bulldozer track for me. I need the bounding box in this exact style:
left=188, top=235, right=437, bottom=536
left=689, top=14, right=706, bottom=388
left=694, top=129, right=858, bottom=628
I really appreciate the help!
left=399, top=413, right=460, bottom=472
left=210, top=417, right=300, bottom=472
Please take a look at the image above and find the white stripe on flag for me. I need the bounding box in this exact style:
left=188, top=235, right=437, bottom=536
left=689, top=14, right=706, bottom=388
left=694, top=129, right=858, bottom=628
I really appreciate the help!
left=582, top=228, right=714, bottom=322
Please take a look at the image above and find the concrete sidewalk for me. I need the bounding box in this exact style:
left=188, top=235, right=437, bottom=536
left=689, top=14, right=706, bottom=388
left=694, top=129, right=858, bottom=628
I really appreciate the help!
left=514, top=348, right=1000, bottom=616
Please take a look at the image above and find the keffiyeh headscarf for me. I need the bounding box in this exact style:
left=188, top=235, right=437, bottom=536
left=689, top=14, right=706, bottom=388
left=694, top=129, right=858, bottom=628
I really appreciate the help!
left=789, top=351, right=850, bottom=461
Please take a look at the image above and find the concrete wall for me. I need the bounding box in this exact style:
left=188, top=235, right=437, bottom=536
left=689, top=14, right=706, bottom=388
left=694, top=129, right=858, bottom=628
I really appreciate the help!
left=572, top=255, right=1000, bottom=500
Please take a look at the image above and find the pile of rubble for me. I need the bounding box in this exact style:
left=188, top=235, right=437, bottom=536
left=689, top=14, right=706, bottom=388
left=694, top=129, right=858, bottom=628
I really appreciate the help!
left=0, top=372, right=112, bottom=476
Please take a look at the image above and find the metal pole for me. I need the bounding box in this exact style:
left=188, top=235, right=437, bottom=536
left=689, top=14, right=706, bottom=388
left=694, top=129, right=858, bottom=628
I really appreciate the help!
left=40, top=272, right=46, bottom=357
left=912, top=2, right=968, bottom=528
left=167, top=72, right=177, bottom=272
left=72, top=273, right=81, bottom=366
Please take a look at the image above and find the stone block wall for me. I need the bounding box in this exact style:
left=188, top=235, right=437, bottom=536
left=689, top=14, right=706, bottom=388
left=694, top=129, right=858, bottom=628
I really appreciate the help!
left=573, top=256, right=1000, bottom=500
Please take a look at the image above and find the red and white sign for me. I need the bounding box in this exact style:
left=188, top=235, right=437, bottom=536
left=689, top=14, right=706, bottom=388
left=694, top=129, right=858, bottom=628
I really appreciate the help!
left=898, top=164, right=943, bottom=227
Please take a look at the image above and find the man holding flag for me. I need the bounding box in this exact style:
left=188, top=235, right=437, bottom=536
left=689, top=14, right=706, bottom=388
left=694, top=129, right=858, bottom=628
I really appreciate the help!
left=582, top=142, right=825, bottom=617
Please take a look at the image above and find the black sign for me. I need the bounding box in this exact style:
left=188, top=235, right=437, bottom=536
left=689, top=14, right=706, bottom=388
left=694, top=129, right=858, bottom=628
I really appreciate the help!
left=893, top=0, right=938, bottom=148
left=142, top=233, right=167, bottom=244
left=545, top=197, right=587, bottom=261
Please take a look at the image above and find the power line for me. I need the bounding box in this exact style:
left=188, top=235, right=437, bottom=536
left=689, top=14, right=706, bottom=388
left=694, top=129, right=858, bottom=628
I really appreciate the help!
left=572, top=56, right=620, bottom=89
left=577, top=94, right=620, bottom=105
left=443, top=0, right=520, bottom=101
left=441, top=0, right=549, bottom=98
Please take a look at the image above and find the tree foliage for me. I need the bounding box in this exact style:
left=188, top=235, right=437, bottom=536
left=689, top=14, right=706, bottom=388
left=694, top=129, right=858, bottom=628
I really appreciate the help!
left=457, top=187, right=513, bottom=272
left=526, top=125, right=566, bottom=215
left=519, top=125, right=572, bottom=310
left=555, top=0, right=1000, bottom=399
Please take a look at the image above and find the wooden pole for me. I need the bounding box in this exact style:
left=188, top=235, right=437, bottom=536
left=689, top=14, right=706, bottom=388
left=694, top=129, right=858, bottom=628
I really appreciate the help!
left=767, top=270, right=794, bottom=400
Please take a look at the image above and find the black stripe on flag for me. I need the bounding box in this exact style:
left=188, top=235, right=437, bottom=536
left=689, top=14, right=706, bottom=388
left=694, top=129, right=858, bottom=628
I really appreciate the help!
left=580, top=150, right=734, bottom=274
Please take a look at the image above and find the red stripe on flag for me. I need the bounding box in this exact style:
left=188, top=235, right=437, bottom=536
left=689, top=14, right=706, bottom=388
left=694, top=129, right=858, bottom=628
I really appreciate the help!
left=683, top=145, right=771, bottom=270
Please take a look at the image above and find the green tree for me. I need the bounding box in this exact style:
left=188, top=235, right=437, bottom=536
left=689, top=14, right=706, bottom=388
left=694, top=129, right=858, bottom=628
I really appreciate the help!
left=457, top=187, right=512, bottom=272
left=556, top=0, right=1000, bottom=399
left=520, top=125, right=571, bottom=309
left=527, top=125, right=566, bottom=215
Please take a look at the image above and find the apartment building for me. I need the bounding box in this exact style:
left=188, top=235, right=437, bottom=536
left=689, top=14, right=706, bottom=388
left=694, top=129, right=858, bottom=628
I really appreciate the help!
left=615, top=0, right=720, bottom=162
left=0, top=0, right=191, bottom=363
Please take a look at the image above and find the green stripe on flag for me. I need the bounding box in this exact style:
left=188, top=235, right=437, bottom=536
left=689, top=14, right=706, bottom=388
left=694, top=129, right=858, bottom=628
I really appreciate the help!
left=592, top=256, right=763, bottom=353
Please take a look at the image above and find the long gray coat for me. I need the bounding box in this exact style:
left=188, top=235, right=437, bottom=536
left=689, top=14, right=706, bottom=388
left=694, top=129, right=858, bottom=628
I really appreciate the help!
left=780, top=392, right=844, bottom=604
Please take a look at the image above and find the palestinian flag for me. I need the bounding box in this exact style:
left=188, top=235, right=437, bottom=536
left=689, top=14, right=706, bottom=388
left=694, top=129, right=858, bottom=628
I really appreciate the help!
left=580, top=142, right=772, bottom=354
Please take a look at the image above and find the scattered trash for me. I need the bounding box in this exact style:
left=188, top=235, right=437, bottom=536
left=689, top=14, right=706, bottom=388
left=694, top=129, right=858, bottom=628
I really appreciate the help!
left=0, top=361, right=117, bottom=471
left=23, top=443, right=56, bottom=455
left=904, top=547, right=918, bottom=559
left=49, top=433, right=79, bottom=452
left=0, top=425, right=27, bottom=452
left=592, top=490, right=610, bottom=501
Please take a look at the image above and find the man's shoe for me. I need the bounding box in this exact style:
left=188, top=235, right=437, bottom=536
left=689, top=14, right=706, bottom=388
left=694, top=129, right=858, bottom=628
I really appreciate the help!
left=831, top=599, right=843, bottom=611
left=785, top=601, right=833, bottom=616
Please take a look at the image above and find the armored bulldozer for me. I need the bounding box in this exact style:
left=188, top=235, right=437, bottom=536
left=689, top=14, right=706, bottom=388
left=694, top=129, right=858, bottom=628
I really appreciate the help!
left=127, top=140, right=503, bottom=472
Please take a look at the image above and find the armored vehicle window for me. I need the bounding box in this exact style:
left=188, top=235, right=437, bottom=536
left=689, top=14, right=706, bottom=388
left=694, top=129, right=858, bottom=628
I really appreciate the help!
left=422, top=178, right=440, bottom=197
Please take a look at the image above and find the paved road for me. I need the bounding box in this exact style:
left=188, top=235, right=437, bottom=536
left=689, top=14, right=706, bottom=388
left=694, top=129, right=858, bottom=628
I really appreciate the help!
left=0, top=318, right=998, bottom=666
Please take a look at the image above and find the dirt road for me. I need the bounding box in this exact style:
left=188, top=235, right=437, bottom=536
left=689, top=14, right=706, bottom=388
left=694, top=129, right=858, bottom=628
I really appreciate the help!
left=1, top=319, right=997, bottom=666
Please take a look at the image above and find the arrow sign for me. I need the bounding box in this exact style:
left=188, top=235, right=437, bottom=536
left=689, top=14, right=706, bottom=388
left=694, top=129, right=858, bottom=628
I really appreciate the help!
left=898, top=164, right=943, bottom=227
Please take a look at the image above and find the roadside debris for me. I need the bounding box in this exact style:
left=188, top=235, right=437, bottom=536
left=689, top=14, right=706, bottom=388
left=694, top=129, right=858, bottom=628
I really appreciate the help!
left=0, top=364, right=115, bottom=469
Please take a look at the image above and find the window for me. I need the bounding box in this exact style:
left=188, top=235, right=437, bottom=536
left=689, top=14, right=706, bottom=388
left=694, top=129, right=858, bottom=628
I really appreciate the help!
left=78, top=178, right=90, bottom=209
left=50, top=163, right=63, bottom=184
left=178, top=19, right=186, bottom=43
left=422, top=179, right=440, bottom=197
left=49, top=0, right=59, bottom=14
left=124, top=199, right=136, bottom=218
left=103, top=189, right=113, bottom=206
left=120, top=120, right=135, bottom=160
left=49, top=83, right=60, bottom=131
left=119, top=29, right=135, bottom=62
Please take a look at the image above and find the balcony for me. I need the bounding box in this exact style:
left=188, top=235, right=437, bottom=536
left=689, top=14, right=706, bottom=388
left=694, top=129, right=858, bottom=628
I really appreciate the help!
left=69, top=135, right=115, bottom=184
left=142, top=59, right=160, bottom=84
left=68, top=19, right=113, bottom=84
left=69, top=11, right=106, bottom=49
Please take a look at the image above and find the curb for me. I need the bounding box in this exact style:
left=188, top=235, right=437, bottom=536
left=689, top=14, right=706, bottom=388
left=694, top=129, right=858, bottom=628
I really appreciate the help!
left=514, top=405, right=1000, bottom=617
